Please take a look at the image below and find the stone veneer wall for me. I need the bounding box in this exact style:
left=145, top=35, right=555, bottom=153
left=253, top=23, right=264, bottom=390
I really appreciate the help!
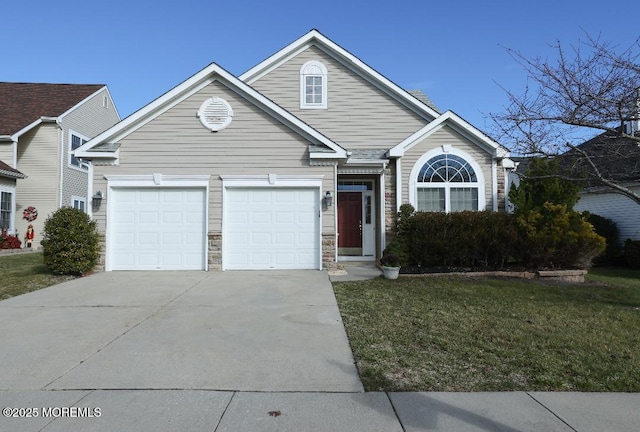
left=208, top=233, right=222, bottom=271
left=322, top=233, right=337, bottom=271
left=383, top=160, right=397, bottom=247
left=96, top=234, right=106, bottom=271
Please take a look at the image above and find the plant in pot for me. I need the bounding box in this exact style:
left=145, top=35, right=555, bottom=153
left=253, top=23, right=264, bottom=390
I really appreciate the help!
left=380, top=252, right=401, bottom=280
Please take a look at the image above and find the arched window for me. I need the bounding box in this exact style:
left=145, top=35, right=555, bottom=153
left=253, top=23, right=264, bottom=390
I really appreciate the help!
left=300, top=61, right=327, bottom=109
left=412, top=152, right=483, bottom=212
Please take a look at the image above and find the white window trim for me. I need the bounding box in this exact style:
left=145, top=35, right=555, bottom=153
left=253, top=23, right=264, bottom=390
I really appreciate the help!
left=409, top=147, right=486, bottom=212
left=300, top=60, right=328, bottom=109
left=68, top=129, right=90, bottom=172
left=71, top=195, right=87, bottom=212
left=0, top=185, right=16, bottom=235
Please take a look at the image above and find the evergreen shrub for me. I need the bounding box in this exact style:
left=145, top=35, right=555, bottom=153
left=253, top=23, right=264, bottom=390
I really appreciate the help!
left=41, top=207, right=100, bottom=275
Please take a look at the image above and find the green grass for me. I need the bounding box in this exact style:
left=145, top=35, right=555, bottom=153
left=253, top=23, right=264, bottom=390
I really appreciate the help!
left=333, top=269, right=640, bottom=392
left=0, top=252, right=76, bottom=300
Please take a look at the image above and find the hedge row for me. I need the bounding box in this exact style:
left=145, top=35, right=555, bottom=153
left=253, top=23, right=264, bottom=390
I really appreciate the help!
left=385, top=204, right=606, bottom=271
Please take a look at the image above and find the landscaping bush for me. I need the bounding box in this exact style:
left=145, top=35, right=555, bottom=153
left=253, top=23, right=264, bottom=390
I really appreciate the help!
left=623, top=239, right=640, bottom=269
left=0, top=231, right=22, bottom=249
left=398, top=211, right=519, bottom=270
left=41, top=207, right=100, bottom=275
left=382, top=204, right=415, bottom=267
left=514, top=203, right=605, bottom=269
left=585, top=213, right=623, bottom=266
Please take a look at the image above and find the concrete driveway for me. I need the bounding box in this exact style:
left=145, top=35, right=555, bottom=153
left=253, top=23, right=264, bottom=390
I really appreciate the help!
left=0, top=270, right=363, bottom=393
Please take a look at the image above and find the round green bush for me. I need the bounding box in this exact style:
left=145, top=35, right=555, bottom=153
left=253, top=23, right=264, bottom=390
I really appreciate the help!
left=41, top=207, right=100, bottom=275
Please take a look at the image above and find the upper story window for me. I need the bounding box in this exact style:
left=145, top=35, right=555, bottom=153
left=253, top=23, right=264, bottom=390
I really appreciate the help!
left=411, top=150, right=485, bottom=213
left=69, top=130, right=89, bottom=170
left=300, top=60, right=327, bottom=109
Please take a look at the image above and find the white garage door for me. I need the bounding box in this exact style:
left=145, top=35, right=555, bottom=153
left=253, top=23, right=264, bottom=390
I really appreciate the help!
left=109, top=188, right=206, bottom=270
left=225, top=188, right=320, bottom=270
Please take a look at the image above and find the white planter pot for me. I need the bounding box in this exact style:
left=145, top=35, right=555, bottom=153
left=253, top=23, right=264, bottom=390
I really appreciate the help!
left=382, top=266, right=400, bottom=280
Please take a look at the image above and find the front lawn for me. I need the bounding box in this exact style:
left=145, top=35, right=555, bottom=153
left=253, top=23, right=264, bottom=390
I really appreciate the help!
left=0, top=252, right=76, bottom=300
left=333, top=269, right=640, bottom=392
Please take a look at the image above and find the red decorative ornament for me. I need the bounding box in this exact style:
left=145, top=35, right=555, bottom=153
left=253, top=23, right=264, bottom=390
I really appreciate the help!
left=23, top=206, right=38, bottom=221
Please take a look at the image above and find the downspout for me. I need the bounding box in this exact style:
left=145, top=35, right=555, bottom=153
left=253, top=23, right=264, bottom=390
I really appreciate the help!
left=12, top=139, right=17, bottom=168
left=334, top=163, right=338, bottom=264
left=395, top=158, right=402, bottom=212
left=492, top=159, right=498, bottom=211
left=87, top=162, right=94, bottom=219
left=58, top=120, right=64, bottom=208
left=380, top=162, right=387, bottom=254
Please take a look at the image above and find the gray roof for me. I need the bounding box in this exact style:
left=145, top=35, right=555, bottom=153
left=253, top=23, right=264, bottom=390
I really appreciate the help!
left=347, top=148, right=388, bottom=160
left=406, top=89, right=439, bottom=112
left=0, top=160, right=26, bottom=179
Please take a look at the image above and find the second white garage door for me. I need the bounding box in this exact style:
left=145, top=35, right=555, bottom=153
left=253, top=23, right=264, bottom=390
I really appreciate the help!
left=109, top=188, right=207, bottom=270
left=224, top=188, right=320, bottom=270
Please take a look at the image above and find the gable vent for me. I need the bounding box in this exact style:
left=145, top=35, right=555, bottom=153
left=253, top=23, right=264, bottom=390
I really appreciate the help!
left=197, top=97, right=233, bottom=132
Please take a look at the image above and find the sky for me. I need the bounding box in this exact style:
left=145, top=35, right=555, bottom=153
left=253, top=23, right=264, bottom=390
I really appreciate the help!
left=2, top=0, right=638, bottom=136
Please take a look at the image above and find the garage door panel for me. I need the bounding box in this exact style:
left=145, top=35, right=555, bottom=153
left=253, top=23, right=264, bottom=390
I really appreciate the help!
left=139, top=233, right=159, bottom=245
left=225, top=187, right=319, bottom=270
left=252, top=211, right=271, bottom=224
left=162, top=211, right=183, bottom=224
left=110, top=188, right=206, bottom=270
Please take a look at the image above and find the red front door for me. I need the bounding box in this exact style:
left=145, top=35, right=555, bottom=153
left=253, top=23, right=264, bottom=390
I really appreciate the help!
left=338, top=192, right=362, bottom=248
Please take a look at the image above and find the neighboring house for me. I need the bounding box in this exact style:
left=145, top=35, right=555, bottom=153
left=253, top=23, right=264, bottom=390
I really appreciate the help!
left=0, top=160, right=27, bottom=234
left=571, top=128, right=640, bottom=242
left=76, top=29, right=512, bottom=271
left=0, top=83, right=120, bottom=243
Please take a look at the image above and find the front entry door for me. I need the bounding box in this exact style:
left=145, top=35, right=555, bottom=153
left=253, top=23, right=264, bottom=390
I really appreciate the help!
left=338, top=192, right=362, bottom=255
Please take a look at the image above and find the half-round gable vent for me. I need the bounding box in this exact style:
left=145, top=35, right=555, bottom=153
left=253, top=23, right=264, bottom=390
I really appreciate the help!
left=197, top=97, right=233, bottom=132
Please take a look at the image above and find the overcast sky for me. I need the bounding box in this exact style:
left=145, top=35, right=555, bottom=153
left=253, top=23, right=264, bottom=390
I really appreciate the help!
left=2, top=0, right=637, bottom=135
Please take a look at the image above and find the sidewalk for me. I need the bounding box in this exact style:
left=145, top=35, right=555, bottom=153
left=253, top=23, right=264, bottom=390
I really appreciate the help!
left=1, top=390, right=638, bottom=431
left=0, top=266, right=637, bottom=431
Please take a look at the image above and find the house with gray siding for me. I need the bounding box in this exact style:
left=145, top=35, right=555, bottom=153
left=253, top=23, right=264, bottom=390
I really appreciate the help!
left=76, top=29, right=513, bottom=271
left=0, top=83, right=120, bottom=244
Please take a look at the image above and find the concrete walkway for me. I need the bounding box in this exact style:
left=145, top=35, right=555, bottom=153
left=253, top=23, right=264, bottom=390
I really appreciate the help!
left=0, top=269, right=638, bottom=431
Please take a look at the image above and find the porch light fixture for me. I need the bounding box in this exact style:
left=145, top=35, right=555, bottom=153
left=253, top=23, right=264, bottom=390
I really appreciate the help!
left=92, top=191, right=103, bottom=210
left=324, top=190, right=333, bottom=207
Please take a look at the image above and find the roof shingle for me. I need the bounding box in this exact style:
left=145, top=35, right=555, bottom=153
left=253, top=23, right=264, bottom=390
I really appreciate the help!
left=0, top=82, right=104, bottom=136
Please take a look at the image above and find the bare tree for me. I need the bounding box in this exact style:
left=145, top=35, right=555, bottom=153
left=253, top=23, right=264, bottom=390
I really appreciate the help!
left=491, top=33, right=640, bottom=204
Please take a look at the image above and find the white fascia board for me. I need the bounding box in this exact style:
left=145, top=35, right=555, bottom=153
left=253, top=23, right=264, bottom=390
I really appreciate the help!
left=388, top=111, right=508, bottom=158
left=345, top=158, right=390, bottom=166
left=220, top=174, right=324, bottom=188
left=240, top=29, right=439, bottom=120
left=75, top=66, right=221, bottom=155
left=76, top=61, right=346, bottom=159
left=11, top=118, right=45, bottom=141
left=310, top=151, right=347, bottom=159
left=240, top=30, right=319, bottom=83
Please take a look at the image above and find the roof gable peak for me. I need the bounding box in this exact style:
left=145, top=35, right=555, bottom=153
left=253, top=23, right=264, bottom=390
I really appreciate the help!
left=239, top=29, right=439, bottom=120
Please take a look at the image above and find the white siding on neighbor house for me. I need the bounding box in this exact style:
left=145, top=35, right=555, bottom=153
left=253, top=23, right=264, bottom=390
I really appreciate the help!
left=0, top=143, right=15, bottom=166
left=249, top=45, right=429, bottom=148
left=60, top=88, right=120, bottom=211
left=575, top=188, right=640, bottom=242
left=0, top=177, right=16, bottom=188
left=401, top=125, right=495, bottom=211
left=14, top=124, right=60, bottom=242
left=91, top=80, right=336, bottom=238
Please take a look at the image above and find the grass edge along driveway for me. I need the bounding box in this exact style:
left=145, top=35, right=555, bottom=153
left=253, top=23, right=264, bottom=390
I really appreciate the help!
left=333, top=268, right=640, bottom=392
left=0, top=252, right=76, bottom=301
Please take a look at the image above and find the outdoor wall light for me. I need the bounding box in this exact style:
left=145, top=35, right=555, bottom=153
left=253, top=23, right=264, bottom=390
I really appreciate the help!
left=325, top=190, right=333, bottom=207
left=92, top=191, right=103, bottom=210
